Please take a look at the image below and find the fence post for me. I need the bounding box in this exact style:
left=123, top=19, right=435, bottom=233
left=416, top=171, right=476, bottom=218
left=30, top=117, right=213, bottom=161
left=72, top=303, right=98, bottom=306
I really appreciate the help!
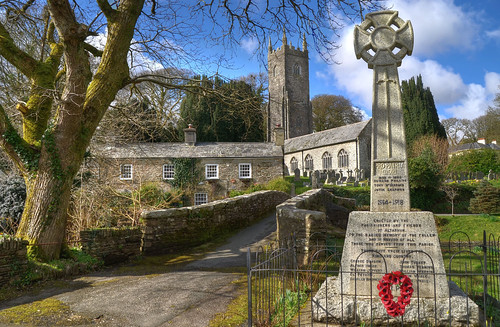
left=247, top=247, right=252, bottom=327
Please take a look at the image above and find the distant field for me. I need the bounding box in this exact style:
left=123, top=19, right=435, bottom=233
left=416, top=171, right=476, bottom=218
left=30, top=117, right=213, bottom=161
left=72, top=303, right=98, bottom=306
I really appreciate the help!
left=436, top=214, right=500, bottom=242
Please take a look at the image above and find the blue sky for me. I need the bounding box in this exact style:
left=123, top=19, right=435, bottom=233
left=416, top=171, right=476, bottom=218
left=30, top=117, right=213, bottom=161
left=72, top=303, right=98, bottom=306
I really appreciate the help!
left=212, top=0, right=500, bottom=120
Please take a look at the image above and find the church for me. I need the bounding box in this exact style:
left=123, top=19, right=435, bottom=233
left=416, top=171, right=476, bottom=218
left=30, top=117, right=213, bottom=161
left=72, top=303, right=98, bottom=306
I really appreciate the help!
left=92, top=32, right=371, bottom=205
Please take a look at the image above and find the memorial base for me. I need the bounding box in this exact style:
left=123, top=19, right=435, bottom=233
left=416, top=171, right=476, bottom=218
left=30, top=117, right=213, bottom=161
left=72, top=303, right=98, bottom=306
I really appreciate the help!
left=338, top=211, right=449, bottom=298
left=312, top=279, right=480, bottom=326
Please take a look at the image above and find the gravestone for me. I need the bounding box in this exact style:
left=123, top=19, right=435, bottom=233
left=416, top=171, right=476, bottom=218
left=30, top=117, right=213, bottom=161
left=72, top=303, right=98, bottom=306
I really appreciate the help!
left=312, top=11, right=474, bottom=324
left=294, top=168, right=301, bottom=182
left=312, top=170, right=320, bottom=189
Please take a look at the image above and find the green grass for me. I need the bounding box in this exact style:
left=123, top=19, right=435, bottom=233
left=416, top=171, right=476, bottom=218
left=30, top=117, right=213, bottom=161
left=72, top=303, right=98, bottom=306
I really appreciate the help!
left=436, top=214, right=500, bottom=242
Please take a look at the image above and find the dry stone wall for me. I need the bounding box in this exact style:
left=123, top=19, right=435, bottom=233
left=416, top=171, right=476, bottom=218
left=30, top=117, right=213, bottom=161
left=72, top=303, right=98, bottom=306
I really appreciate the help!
left=276, top=189, right=355, bottom=264
left=0, top=237, right=28, bottom=285
left=141, top=190, right=290, bottom=254
left=80, top=228, right=142, bottom=265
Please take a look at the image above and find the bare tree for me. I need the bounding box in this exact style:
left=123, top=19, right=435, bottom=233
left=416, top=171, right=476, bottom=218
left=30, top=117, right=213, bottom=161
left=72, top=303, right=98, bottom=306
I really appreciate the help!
left=0, top=0, right=382, bottom=260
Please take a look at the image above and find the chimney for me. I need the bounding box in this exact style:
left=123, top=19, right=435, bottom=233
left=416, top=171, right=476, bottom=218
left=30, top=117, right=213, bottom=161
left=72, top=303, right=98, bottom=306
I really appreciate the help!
left=478, top=138, right=486, bottom=144
left=274, top=124, right=284, bottom=147
left=492, top=140, right=497, bottom=145
left=184, top=124, right=196, bottom=146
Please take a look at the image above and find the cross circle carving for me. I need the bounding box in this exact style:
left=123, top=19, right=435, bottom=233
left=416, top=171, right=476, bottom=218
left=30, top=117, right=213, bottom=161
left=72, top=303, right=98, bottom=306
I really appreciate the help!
left=354, top=11, right=413, bottom=68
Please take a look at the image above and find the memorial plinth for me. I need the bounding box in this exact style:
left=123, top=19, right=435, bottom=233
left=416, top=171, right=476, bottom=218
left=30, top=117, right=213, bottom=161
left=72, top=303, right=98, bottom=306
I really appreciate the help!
left=312, top=10, right=478, bottom=325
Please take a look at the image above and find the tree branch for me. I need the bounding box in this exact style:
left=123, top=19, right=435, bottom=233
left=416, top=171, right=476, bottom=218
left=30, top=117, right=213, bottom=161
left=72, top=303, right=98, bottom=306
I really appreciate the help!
left=0, top=104, right=38, bottom=175
left=84, top=42, right=104, bottom=57
left=96, top=0, right=118, bottom=22
left=0, top=21, right=39, bottom=78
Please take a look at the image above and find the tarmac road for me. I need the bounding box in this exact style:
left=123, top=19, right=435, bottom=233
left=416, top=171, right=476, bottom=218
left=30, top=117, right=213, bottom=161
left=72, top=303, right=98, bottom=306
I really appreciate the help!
left=0, top=211, right=277, bottom=327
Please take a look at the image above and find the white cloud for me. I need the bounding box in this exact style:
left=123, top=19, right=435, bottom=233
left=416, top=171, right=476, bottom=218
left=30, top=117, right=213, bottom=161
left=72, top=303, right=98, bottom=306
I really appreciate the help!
left=240, top=37, right=259, bottom=54
left=486, top=29, right=500, bottom=39
left=325, top=0, right=496, bottom=120
left=485, top=72, right=500, bottom=94
left=391, top=0, right=481, bottom=56
left=445, top=84, right=488, bottom=118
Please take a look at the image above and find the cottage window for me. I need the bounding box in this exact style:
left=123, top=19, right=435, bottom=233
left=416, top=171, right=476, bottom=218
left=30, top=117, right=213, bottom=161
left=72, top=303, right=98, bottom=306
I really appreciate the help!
left=322, top=152, right=332, bottom=170
left=205, top=164, right=219, bottom=179
left=338, top=149, right=349, bottom=168
left=290, top=157, right=298, bottom=174
left=194, top=193, right=208, bottom=205
left=305, top=154, right=313, bottom=171
left=163, top=164, right=175, bottom=180
left=120, top=164, right=133, bottom=180
left=239, top=163, right=252, bottom=179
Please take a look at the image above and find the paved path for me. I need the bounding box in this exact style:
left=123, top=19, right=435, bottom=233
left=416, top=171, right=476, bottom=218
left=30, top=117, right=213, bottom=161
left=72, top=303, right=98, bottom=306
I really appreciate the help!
left=0, top=212, right=277, bottom=327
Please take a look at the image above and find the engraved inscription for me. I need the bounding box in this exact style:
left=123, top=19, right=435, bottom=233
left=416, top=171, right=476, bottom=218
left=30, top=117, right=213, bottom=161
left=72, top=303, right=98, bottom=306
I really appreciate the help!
left=375, top=162, right=405, bottom=176
left=343, top=216, right=440, bottom=296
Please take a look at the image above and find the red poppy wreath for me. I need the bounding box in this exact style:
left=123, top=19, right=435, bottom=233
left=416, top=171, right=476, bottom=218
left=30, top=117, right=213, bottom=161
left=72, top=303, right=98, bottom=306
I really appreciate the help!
left=377, top=271, right=413, bottom=317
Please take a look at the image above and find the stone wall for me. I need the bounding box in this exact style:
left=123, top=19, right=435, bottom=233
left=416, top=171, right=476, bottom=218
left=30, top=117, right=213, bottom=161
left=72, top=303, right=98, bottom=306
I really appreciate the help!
left=80, top=228, right=142, bottom=265
left=141, top=190, right=290, bottom=254
left=0, top=237, right=28, bottom=285
left=276, top=189, right=355, bottom=264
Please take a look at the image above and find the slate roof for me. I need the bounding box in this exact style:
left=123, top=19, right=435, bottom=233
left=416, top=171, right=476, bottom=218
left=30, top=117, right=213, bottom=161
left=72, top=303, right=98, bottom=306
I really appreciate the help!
left=94, top=142, right=283, bottom=159
left=284, top=119, right=371, bottom=154
left=449, top=142, right=500, bottom=153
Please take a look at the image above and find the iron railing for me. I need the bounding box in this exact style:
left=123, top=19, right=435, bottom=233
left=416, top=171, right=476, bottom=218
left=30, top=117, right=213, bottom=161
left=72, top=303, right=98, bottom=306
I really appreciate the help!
left=247, top=231, right=500, bottom=326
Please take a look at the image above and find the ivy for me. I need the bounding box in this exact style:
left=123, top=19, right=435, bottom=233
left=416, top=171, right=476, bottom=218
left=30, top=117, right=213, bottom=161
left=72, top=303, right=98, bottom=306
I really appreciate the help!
left=2, top=127, right=40, bottom=172
left=168, top=158, right=200, bottom=189
left=42, top=128, right=64, bottom=181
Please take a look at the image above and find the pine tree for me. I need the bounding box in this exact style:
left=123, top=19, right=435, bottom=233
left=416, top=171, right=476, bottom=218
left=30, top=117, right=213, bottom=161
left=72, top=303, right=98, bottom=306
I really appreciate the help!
left=401, top=75, right=447, bottom=149
left=179, top=76, right=265, bottom=142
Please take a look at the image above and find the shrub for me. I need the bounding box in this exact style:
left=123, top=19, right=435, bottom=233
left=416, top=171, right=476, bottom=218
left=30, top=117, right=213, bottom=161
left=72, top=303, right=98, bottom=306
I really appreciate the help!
left=469, top=181, right=500, bottom=214
left=0, top=176, right=26, bottom=234
left=447, top=149, right=500, bottom=175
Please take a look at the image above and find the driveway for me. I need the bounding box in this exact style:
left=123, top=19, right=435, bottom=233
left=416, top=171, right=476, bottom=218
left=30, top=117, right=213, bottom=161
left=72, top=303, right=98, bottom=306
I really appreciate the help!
left=0, top=212, right=277, bottom=327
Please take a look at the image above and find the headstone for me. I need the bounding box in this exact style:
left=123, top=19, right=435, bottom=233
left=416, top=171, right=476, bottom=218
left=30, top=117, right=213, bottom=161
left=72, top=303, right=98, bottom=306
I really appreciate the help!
left=303, top=171, right=308, bottom=177
left=312, top=170, right=320, bottom=189
left=477, top=171, right=484, bottom=180
left=312, top=10, right=469, bottom=324
left=294, top=168, right=301, bottom=182
left=360, top=168, right=365, bottom=180
left=488, top=169, right=494, bottom=180
left=354, top=168, right=360, bottom=181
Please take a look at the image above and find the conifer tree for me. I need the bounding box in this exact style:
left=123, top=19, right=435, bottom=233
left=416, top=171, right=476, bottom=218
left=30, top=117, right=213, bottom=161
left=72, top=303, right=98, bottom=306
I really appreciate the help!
left=401, top=75, right=447, bottom=149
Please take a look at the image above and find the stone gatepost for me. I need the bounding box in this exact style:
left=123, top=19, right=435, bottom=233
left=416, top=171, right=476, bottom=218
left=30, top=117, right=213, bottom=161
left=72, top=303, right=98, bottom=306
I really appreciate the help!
left=313, top=10, right=478, bottom=325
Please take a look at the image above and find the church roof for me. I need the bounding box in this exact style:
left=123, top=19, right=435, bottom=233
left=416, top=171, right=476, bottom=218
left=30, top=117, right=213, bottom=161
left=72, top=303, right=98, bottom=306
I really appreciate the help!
left=449, top=142, right=500, bottom=153
left=284, top=119, right=371, bottom=154
left=94, top=142, right=283, bottom=159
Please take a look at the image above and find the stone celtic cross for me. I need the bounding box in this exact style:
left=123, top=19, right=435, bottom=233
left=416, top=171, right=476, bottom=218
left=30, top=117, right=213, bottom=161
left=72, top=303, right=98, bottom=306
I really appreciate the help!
left=354, top=11, right=413, bottom=212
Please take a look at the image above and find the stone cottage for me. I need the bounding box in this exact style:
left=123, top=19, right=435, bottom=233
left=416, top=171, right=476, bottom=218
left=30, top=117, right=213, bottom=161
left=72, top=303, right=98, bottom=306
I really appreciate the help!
left=92, top=126, right=283, bottom=205
left=91, top=32, right=373, bottom=204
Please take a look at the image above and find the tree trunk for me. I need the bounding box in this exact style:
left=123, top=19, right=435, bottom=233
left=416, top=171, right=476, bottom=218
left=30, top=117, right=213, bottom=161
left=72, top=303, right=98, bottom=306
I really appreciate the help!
left=16, top=147, right=77, bottom=260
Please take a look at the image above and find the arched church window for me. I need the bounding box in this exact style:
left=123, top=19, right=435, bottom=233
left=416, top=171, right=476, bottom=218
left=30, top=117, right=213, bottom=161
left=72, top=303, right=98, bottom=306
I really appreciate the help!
left=322, top=152, right=332, bottom=170
left=338, top=149, right=349, bottom=168
left=293, top=63, right=301, bottom=76
left=273, top=65, right=277, bottom=77
left=305, top=154, right=313, bottom=171
left=290, top=157, right=298, bottom=174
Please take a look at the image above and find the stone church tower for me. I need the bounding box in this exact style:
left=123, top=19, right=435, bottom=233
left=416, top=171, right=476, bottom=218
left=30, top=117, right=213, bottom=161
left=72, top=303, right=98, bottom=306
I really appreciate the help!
left=267, top=30, right=312, bottom=142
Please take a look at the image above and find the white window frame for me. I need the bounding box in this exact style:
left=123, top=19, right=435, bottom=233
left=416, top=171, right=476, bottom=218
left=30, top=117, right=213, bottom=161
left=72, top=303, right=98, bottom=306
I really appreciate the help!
left=239, top=163, right=252, bottom=179
left=120, top=164, right=133, bottom=180
left=162, top=163, right=175, bottom=180
left=205, top=164, right=219, bottom=179
left=194, top=193, right=208, bottom=205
